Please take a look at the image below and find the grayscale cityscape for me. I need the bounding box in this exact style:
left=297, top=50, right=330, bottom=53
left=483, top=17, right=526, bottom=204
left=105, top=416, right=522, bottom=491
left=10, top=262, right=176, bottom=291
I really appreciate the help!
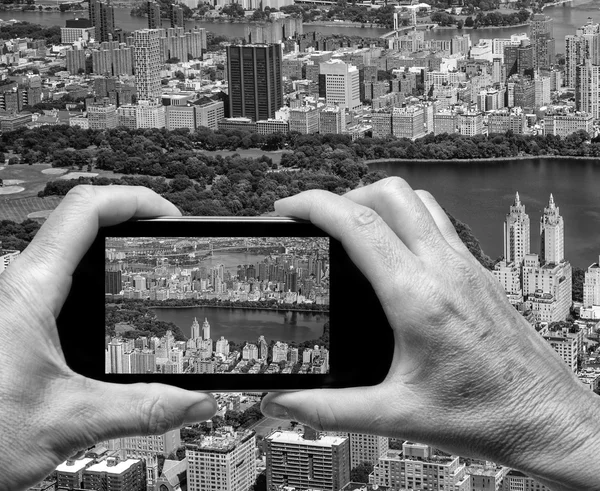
left=0, top=0, right=600, bottom=489
left=105, top=236, right=330, bottom=376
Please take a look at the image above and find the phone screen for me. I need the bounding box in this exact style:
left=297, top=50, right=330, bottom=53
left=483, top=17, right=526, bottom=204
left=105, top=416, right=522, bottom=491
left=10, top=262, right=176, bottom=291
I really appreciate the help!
left=105, top=236, right=330, bottom=376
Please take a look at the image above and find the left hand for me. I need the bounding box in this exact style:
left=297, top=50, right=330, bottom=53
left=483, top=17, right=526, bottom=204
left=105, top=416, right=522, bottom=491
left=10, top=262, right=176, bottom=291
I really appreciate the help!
left=0, top=185, right=217, bottom=491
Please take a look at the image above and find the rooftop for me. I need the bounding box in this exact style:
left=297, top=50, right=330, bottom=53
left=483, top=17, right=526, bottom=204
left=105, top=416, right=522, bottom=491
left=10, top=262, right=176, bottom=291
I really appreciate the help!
left=85, top=458, right=141, bottom=474
left=266, top=430, right=348, bottom=447
left=56, top=458, right=94, bottom=474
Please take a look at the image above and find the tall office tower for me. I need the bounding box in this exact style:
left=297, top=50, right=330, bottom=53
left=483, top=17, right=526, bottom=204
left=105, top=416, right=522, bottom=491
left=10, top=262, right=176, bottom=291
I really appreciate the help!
left=170, top=3, right=184, bottom=28
left=504, top=40, right=534, bottom=78
left=118, top=431, right=181, bottom=489
left=109, top=339, right=123, bottom=373
left=133, top=29, right=161, bottom=103
left=266, top=429, right=350, bottom=491
left=191, top=317, right=200, bottom=339
left=319, top=59, right=361, bottom=110
left=226, top=44, right=283, bottom=122
left=89, top=0, right=115, bottom=42
left=504, top=192, right=530, bottom=265
left=370, top=443, right=470, bottom=490
left=105, top=270, right=122, bottom=294
left=529, top=14, right=555, bottom=70
left=575, top=61, right=600, bottom=119
left=65, top=47, right=86, bottom=74
left=540, top=194, right=564, bottom=265
left=565, top=18, right=600, bottom=88
left=258, top=335, right=269, bottom=360
left=83, top=457, right=146, bottom=491
left=186, top=428, right=256, bottom=491
left=349, top=433, right=389, bottom=469
left=583, top=256, right=600, bottom=309
left=202, top=317, right=210, bottom=340
left=147, top=1, right=161, bottom=29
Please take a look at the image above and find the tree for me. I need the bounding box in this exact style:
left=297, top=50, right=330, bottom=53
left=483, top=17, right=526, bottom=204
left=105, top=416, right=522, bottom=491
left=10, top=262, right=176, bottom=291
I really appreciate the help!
left=457, top=19, right=464, bottom=29
left=350, top=462, right=374, bottom=483
left=465, top=16, right=474, bottom=27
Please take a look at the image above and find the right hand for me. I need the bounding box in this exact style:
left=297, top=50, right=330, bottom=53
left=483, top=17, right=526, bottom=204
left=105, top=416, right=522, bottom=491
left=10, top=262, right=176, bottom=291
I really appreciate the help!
left=262, top=177, right=600, bottom=490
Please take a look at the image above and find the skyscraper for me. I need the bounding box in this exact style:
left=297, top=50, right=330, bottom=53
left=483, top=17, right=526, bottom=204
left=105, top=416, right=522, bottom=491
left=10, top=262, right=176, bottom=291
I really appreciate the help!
left=529, top=13, right=555, bottom=70
left=147, top=0, right=161, bottom=29
left=226, top=44, right=283, bottom=122
left=319, top=59, right=361, bottom=110
left=504, top=40, right=534, bottom=78
left=504, top=191, right=530, bottom=265
left=565, top=18, right=600, bottom=88
left=191, top=317, right=200, bottom=339
left=266, top=429, right=350, bottom=491
left=349, top=433, right=389, bottom=469
left=133, top=29, right=161, bottom=103
left=89, top=0, right=115, bottom=43
left=170, top=3, right=184, bottom=28
left=575, top=61, right=600, bottom=119
left=105, top=270, right=122, bottom=294
left=540, top=194, right=564, bottom=265
left=202, top=317, right=210, bottom=340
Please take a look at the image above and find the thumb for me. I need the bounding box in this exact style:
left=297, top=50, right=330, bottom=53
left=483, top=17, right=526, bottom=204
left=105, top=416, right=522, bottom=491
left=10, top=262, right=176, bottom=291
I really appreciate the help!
left=51, top=376, right=218, bottom=456
left=261, top=386, right=388, bottom=434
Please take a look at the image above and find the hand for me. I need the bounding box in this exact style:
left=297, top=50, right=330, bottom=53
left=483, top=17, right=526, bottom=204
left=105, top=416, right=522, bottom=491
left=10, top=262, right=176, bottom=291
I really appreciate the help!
left=261, top=177, right=600, bottom=490
left=0, top=185, right=217, bottom=491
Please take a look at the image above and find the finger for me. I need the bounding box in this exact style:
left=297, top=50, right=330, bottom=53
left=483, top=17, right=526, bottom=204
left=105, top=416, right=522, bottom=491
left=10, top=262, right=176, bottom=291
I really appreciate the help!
left=274, top=190, right=415, bottom=303
left=51, top=377, right=217, bottom=456
left=261, top=385, right=414, bottom=435
left=413, top=190, right=473, bottom=257
left=343, top=177, right=447, bottom=256
left=13, top=185, right=181, bottom=317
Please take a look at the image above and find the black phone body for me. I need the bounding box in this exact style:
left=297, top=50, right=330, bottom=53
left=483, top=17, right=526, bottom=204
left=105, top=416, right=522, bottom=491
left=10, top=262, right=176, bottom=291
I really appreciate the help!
left=57, top=217, right=394, bottom=391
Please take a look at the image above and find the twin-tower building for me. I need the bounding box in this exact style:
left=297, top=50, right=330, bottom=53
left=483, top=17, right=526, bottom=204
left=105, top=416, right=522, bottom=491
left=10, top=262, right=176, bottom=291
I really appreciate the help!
left=494, top=192, right=572, bottom=323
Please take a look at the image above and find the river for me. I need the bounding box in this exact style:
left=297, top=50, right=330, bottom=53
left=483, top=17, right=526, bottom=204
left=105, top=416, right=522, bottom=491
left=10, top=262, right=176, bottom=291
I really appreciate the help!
left=152, top=306, right=328, bottom=344
left=369, top=157, right=600, bottom=270
left=2, top=0, right=598, bottom=50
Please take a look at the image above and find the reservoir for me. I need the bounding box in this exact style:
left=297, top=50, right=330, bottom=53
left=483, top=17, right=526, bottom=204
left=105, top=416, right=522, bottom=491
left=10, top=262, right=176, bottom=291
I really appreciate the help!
left=370, top=157, right=600, bottom=269
left=152, top=306, right=329, bottom=344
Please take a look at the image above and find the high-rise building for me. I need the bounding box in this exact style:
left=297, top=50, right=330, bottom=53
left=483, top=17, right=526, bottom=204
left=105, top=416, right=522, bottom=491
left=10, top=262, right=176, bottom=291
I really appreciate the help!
left=88, top=98, right=118, bottom=129
left=133, top=29, right=162, bottom=103
left=575, top=61, right=600, bottom=119
left=501, top=469, right=550, bottom=490
left=170, top=3, right=185, bottom=28
left=540, top=194, right=564, bottom=265
left=319, top=105, right=345, bottom=134
left=147, top=0, right=161, bottom=29
left=369, top=443, right=470, bottom=491
left=226, top=44, right=283, bottom=122
left=529, top=14, right=555, bottom=70
left=543, top=107, right=594, bottom=137
left=504, top=40, right=534, bottom=78
left=266, top=429, right=351, bottom=491
left=191, top=317, right=200, bottom=339
left=66, top=47, right=86, bottom=75
left=504, top=191, right=530, bottom=265
left=349, top=433, right=389, bottom=469
left=61, top=18, right=95, bottom=44
left=289, top=105, right=320, bottom=134
left=56, top=458, right=94, bottom=489
left=89, top=0, right=115, bottom=42
left=565, top=18, right=600, bottom=88
left=105, top=270, right=122, bottom=294
left=202, top=317, right=210, bottom=339
left=319, top=59, right=361, bottom=110
left=186, top=428, right=256, bottom=491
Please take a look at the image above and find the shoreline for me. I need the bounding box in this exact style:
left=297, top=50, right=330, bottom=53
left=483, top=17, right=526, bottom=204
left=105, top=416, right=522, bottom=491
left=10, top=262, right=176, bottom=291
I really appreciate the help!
left=541, top=0, right=573, bottom=10
left=150, top=304, right=330, bottom=314
left=365, top=155, right=600, bottom=165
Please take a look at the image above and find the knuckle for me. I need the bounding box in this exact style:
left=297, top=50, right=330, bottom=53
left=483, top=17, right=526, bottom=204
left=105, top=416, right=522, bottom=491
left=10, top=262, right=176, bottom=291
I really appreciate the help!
left=378, top=176, right=410, bottom=196
left=415, top=189, right=436, bottom=204
left=347, top=206, right=381, bottom=230
left=65, top=184, right=97, bottom=202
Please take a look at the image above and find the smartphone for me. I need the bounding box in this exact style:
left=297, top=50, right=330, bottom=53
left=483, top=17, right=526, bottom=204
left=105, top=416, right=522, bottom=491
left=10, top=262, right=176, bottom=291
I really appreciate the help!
left=57, top=217, right=394, bottom=391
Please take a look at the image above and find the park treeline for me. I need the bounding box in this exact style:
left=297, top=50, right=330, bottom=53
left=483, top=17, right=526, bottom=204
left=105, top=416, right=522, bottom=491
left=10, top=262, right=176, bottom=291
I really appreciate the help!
left=105, top=304, right=187, bottom=341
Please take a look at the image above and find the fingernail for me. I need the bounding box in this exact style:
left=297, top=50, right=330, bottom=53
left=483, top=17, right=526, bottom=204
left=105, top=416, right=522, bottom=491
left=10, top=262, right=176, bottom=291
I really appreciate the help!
left=183, top=399, right=216, bottom=423
left=264, top=403, right=290, bottom=420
